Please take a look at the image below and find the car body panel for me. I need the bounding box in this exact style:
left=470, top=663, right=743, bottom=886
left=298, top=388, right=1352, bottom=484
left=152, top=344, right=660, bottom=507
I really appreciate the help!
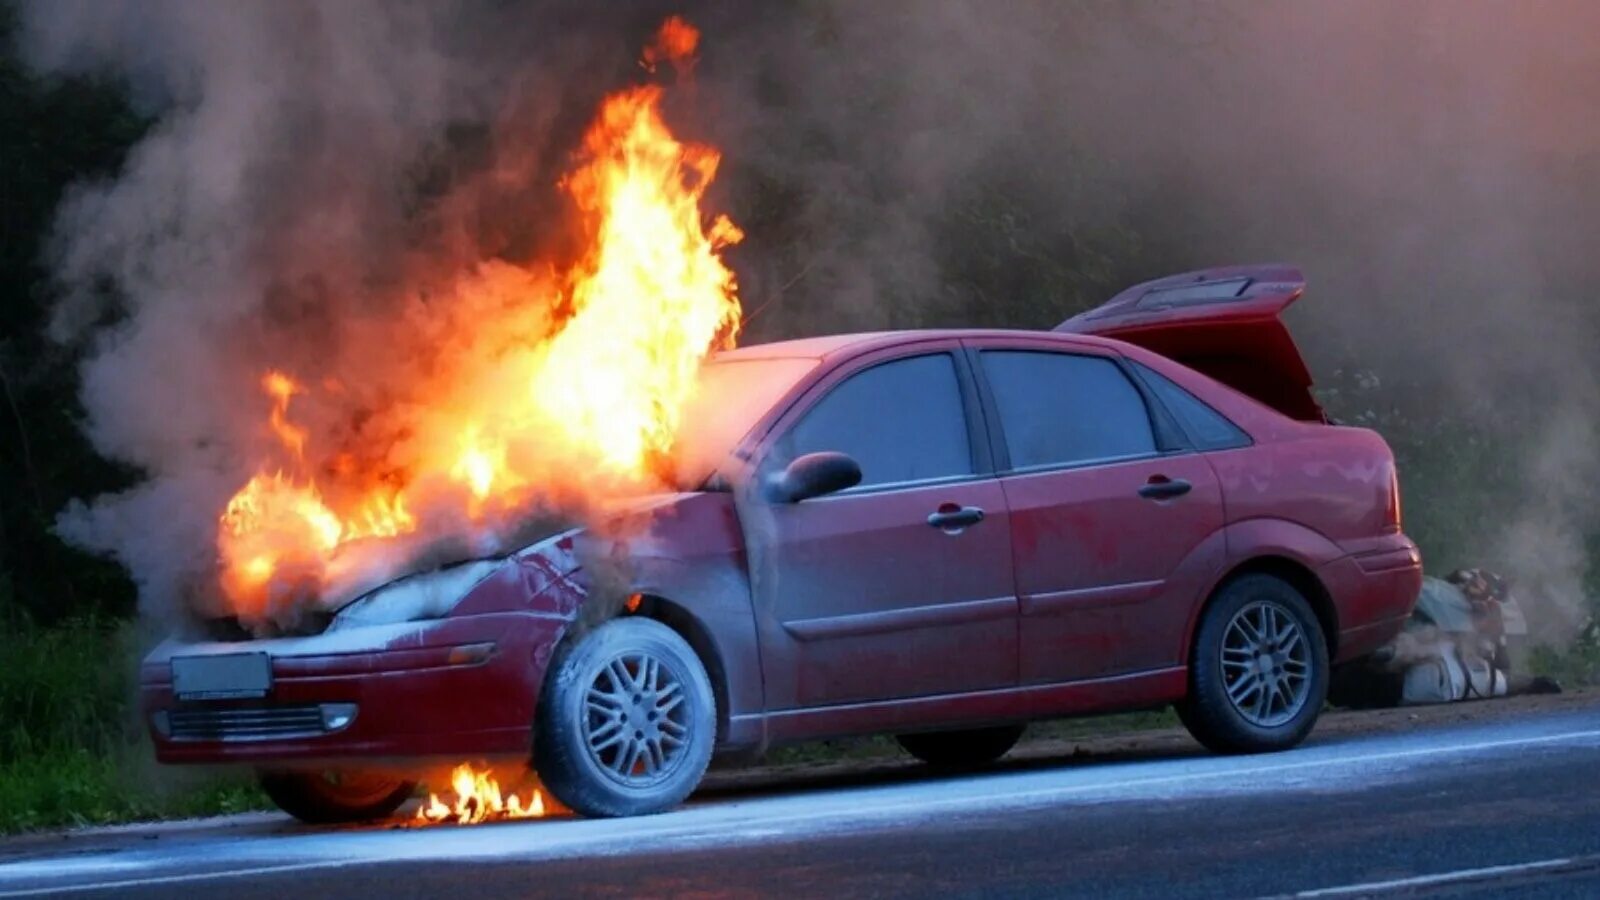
left=1001, top=456, right=1228, bottom=683
left=602, top=491, right=767, bottom=749
left=746, top=478, right=1018, bottom=709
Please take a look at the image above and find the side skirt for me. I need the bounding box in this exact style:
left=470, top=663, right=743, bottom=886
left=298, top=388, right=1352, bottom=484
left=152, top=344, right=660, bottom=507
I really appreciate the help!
left=761, top=666, right=1187, bottom=745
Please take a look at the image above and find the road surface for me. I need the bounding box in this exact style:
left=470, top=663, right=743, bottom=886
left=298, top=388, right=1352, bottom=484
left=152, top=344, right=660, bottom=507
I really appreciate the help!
left=2, top=692, right=1598, bottom=898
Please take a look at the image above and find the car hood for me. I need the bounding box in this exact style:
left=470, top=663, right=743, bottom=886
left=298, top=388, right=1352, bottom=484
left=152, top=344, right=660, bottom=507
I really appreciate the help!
left=328, top=491, right=710, bottom=629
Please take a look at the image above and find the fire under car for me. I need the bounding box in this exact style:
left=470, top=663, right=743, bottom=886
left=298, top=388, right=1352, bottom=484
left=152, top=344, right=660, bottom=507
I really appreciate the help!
left=141, top=264, right=1423, bottom=821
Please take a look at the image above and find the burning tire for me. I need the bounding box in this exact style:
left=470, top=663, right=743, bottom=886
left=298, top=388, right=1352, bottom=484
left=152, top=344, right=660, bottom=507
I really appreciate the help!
left=535, top=617, right=715, bottom=818
left=1178, top=573, right=1329, bottom=753
left=895, top=725, right=1025, bottom=767
left=258, top=770, right=416, bottom=824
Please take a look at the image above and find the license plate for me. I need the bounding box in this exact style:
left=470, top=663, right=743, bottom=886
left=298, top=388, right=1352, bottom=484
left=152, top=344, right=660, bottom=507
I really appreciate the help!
left=171, top=653, right=273, bottom=700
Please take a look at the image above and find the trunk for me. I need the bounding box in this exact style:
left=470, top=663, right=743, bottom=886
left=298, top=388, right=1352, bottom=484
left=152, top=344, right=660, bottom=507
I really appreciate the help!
left=1057, top=264, right=1325, bottom=422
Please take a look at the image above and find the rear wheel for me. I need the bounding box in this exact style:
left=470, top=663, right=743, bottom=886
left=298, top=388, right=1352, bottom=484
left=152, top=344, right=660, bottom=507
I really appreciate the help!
left=1178, top=573, right=1329, bottom=753
left=258, top=770, right=415, bottom=824
left=535, top=617, right=716, bottom=818
left=896, top=725, right=1025, bottom=767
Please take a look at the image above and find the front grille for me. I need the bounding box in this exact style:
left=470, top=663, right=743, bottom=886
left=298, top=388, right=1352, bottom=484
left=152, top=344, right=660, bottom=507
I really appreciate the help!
left=166, top=705, right=327, bottom=742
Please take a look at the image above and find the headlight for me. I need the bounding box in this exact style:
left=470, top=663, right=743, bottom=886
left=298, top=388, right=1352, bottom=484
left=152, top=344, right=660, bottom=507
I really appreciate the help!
left=329, top=559, right=503, bottom=630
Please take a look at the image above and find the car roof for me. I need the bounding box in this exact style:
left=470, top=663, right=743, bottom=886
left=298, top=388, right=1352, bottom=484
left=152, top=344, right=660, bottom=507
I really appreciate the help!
left=713, top=329, right=1114, bottom=362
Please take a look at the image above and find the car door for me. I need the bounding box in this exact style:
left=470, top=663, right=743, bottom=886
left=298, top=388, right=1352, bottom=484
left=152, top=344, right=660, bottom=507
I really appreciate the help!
left=965, top=337, right=1226, bottom=685
left=742, top=342, right=1018, bottom=709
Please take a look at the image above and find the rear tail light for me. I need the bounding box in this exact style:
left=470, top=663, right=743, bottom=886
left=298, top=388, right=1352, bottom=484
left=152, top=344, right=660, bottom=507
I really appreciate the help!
left=1387, top=467, right=1403, bottom=530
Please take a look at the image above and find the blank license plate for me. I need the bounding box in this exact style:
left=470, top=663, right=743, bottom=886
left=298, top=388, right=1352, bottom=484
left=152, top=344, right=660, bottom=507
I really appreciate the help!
left=172, top=653, right=273, bottom=700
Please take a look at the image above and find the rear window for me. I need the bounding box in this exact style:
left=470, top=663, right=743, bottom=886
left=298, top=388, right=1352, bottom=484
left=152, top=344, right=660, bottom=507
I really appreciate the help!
left=777, top=353, right=972, bottom=488
left=1134, top=277, right=1252, bottom=309
left=980, top=351, right=1156, bottom=469
left=1132, top=362, right=1250, bottom=451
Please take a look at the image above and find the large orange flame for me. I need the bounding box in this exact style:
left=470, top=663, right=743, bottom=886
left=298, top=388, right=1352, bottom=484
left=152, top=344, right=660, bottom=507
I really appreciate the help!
left=216, top=18, right=737, bottom=624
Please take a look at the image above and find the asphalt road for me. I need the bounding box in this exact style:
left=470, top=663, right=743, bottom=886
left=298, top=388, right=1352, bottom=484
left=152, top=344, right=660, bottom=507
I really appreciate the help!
left=3, top=696, right=1599, bottom=899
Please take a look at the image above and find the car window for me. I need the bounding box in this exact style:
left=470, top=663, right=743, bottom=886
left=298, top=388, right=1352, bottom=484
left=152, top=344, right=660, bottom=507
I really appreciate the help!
left=980, top=350, right=1156, bottom=469
left=775, top=353, right=972, bottom=488
left=1132, top=361, right=1251, bottom=451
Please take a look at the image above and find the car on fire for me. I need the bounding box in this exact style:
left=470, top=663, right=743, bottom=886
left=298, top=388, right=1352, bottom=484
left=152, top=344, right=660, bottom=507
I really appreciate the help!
left=141, top=264, right=1422, bottom=821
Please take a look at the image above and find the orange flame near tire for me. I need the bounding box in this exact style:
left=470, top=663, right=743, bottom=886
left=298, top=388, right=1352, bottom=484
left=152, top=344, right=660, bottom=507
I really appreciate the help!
left=416, top=764, right=547, bottom=826
left=215, top=18, right=737, bottom=624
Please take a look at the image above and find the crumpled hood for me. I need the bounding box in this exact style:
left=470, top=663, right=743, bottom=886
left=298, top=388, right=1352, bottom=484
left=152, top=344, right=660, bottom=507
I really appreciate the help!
left=323, top=491, right=708, bottom=632
left=330, top=527, right=586, bottom=630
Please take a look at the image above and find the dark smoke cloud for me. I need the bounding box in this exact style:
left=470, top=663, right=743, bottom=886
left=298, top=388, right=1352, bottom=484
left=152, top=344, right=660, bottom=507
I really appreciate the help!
left=20, top=1, right=1600, bottom=635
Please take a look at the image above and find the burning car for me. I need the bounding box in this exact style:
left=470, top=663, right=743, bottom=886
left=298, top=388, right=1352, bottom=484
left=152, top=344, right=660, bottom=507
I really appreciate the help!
left=141, top=264, right=1422, bottom=821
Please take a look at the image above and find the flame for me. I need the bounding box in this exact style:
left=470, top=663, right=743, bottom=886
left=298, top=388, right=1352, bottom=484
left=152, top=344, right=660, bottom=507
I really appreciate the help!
left=415, top=764, right=546, bottom=826
left=642, top=15, right=699, bottom=74
left=213, top=17, right=740, bottom=623
left=262, top=370, right=307, bottom=461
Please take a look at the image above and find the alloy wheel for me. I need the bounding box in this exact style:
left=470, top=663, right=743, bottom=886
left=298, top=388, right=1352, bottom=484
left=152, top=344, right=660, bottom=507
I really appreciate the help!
left=582, top=653, right=692, bottom=787
left=1220, top=600, right=1313, bottom=727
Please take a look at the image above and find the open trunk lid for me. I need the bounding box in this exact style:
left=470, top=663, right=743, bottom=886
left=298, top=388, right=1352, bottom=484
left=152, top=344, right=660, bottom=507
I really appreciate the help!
left=1056, top=263, right=1325, bottom=422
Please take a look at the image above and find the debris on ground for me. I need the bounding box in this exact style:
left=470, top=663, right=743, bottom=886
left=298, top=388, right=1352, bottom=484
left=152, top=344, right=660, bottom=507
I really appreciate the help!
left=1330, top=568, right=1566, bottom=708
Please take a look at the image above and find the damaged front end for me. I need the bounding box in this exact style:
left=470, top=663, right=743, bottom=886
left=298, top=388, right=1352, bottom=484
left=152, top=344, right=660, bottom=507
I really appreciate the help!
left=141, top=530, right=591, bottom=767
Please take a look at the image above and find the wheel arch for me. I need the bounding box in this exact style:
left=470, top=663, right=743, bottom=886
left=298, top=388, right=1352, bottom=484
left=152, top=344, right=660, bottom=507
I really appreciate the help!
left=1187, top=556, right=1339, bottom=667
left=631, top=594, right=731, bottom=745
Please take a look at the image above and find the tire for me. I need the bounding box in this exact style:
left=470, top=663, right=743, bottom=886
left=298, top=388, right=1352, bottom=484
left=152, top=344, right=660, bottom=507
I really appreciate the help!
left=535, top=617, right=716, bottom=818
left=896, top=725, right=1025, bottom=767
left=1178, top=573, right=1330, bottom=754
left=258, top=770, right=415, bottom=824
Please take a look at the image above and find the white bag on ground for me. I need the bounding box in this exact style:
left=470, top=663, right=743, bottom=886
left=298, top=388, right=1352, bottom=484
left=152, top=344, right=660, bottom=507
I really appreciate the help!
left=1401, top=642, right=1507, bottom=705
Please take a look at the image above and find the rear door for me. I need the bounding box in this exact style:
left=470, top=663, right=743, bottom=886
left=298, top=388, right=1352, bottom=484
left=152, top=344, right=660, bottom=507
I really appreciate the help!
left=1056, top=264, right=1325, bottom=422
left=745, top=342, right=1018, bottom=709
left=965, top=336, right=1226, bottom=685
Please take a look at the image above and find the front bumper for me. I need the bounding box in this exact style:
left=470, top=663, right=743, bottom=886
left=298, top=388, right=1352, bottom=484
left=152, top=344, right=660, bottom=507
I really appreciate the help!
left=141, top=612, right=566, bottom=767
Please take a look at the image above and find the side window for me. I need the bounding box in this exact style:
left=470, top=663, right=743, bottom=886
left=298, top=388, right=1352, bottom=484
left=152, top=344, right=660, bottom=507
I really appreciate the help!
left=981, top=350, right=1156, bottom=469
left=777, top=354, right=972, bottom=488
left=1132, top=361, right=1251, bottom=451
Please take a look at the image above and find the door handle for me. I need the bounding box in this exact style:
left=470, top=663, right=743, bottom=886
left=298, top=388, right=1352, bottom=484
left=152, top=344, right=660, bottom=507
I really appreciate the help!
left=927, top=504, right=985, bottom=532
left=1138, top=477, right=1192, bottom=500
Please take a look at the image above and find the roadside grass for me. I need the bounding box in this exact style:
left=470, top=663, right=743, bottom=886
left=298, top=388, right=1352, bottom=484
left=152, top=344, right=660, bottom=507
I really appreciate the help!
left=1530, top=635, right=1600, bottom=690
left=0, top=614, right=267, bottom=835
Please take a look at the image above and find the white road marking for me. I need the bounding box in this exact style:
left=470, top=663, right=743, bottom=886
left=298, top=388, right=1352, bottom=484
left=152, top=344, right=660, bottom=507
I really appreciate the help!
left=2, top=716, right=1597, bottom=896
left=1286, top=854, right=1594, bottom=897
left=0, top=862, right=348, bottom=899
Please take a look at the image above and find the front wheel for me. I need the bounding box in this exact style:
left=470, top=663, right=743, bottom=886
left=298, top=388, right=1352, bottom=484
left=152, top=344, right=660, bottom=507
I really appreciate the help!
left=258, top=770, right=415, bottom=824
left=896, top=725, right=1025, bottom=767
left=535, top=617, right=716, bottom=818
left=1178, top=573, right=1329, bottom=754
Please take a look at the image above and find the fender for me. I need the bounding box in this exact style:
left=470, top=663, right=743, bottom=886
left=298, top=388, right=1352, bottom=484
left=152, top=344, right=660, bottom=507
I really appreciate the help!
left=1175, top=516, right=1345, bottom=660
left=626, top=552, right=764, bottom=749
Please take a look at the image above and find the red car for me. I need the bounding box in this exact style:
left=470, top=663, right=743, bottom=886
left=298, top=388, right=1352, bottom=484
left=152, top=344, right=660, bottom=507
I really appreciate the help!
left=141, top=264, right=1422, bottom=821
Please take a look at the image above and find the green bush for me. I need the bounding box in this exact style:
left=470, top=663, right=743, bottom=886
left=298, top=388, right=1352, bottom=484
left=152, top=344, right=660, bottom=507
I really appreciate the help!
left=0, top=613, right=267, bottom=834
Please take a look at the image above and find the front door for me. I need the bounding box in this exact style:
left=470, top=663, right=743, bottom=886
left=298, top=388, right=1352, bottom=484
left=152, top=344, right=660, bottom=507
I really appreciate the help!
left=968, top=342, right=1226, bottom=685
left=743, top=346, right=1018, bottom=710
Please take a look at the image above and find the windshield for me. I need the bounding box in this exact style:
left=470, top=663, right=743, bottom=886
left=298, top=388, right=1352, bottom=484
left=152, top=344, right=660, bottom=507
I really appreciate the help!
left=672, top=356, right=818, bottom=489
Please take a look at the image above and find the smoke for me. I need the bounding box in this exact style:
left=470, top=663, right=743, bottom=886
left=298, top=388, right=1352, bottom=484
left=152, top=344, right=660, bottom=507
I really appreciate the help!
left=19, top=2, right=1600, bottom=636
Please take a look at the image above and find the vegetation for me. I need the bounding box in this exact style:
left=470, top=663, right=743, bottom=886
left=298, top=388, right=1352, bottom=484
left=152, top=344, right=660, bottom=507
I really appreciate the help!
left=0, top=612, right=267, bottom=834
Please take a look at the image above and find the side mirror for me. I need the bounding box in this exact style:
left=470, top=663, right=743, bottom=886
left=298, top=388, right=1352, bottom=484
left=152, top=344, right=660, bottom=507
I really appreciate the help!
left=767, top=452, right=862, bottom=503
